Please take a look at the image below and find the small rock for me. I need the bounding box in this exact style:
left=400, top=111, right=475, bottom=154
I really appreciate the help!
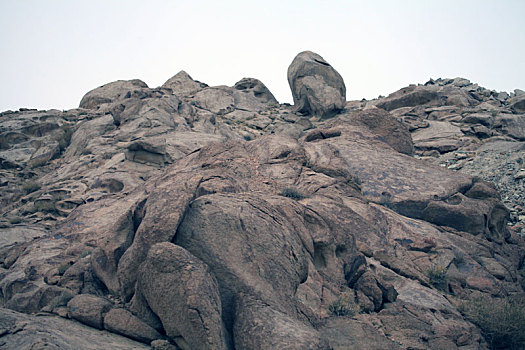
left=104, top=308, right=163, bottom=343
left=67, top=294, right=113, bottom=329
left=151, top=339, right=179, bottom=350
left=515, top=169, right=525, bottom=180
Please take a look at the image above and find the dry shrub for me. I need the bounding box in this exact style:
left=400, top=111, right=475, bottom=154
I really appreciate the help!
left=280, top=187, right=307, bottom=200
left=461, top=295, right=525, bottom=349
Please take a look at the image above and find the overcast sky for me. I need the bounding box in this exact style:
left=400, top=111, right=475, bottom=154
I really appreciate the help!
left=1, top=0, right=524, bottom=112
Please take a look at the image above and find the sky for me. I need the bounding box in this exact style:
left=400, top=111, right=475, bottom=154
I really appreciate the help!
left=0, top=0, right=524, bottom=112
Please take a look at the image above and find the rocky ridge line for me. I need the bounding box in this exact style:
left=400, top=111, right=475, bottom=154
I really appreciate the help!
left=0, top=51, right=524, bottom=349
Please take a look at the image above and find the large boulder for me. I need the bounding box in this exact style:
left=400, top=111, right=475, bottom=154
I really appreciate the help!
left=136, top=242, right=229, bottom=350
left=191, top=80, right=277, bottom=116
left=161, top=71, right=207, bottom=96
left=174, top=194, right=312, bottom=318
left=302, top=118, right=509, bottom=241
left=376, top=84, right=476, bottom=111
left=287, top=51, right=346, bottom=118
left=233, top=294, right=327, bottom=350
left=67, top=294, right=113, bottom=329
left=234, top=78, right=278, bottom=105
left=377, top=85, right=440, bottom=111
left=411, top=120, right=464, bottom=153
left=104, top=308, right=163, bottom=344
left=193, top=87, right=235, bottom=115
left=493, top=114, right=525, bottom=140
left=509, top=94, right=525, bottom=113
left=347, top=107, right=414, bottom=155
left=79, top=79, right=150, bottom=109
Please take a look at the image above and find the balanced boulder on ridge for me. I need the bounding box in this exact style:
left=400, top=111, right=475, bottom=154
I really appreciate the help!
left=287, top=51, right=346, bottom=118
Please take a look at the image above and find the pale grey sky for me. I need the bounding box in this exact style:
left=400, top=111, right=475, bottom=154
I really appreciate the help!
left=1, top=0, right=524, bottom=111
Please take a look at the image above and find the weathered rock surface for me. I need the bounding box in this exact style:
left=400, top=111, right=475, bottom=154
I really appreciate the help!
left=67, top=294, right=113, bottom=329
left=234, top=77, right=278, bottom=105
left=80, top=79, right=150, bottom=109
left=320, top=317, right=400, bottom=349
left=162, top=71, right=207, bottom=96
left=137, top=242, right=228, bottom=350
left=0, top=53, right=524, bottom=349
left=288, top=51, right=346, bottom=118
left=104, top=308, right=163, bottom=343
left=0, top=308, right=149, bottom=349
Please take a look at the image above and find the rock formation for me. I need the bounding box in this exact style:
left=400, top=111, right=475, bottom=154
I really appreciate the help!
left=288, top=51, right=346, bottom=118
left=0, top=51, right=524, bottom=349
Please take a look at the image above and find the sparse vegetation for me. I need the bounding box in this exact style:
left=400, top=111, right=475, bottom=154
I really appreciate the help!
left=453, top=248, right=466, bottom=266
left=518, top=267, right=525, bottom=291
left=22, top=181, right=41, bottom=194
left=79, top=250, right=91, bottom=259
left=54, top=124, right=73, bottom=152
left=423, top=237, right=437, bottom=249
left=8, top=217, right=22, bottom=224
left=81, top=147, right=93, bottom=155
left=57, top=261, right=73, bottom=275
left=461, top=296, right=525, bottom=349
left=426, top=265, right=448, bottom=290
left=34, top=200, right=58, bottom=214
left=48, top=290, right=74, bottom=309
left=280, top=187, right=307, bottom=200
left=329, top=291, right=359, bottom=316
left=28, top=157, right=48, bottom=169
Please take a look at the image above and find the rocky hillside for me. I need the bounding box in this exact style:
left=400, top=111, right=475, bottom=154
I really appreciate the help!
left=0, top=51, right=524, bottom=349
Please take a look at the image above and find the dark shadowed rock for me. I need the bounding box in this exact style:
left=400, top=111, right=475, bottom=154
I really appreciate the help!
left=288, top=51, right=346, bottom=118
left=509, top=94, right=525, bottom=113
left=423, top=194, right=509, bottom=242
left=117, top=175, right=201, bottom=301
left=465, top=180, right=500, bottom=199
left=129, top=288, right=164, bottom=333
left=354, top=271, right=383, bottom=311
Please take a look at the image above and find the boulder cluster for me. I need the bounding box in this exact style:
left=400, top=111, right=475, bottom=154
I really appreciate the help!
left=0, top=51, right=524, bottom=349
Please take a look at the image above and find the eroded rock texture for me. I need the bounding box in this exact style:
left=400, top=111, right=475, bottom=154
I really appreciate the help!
left=288, top=51, right=346, bottom=118
left=1, top=52, right=524, bottom=350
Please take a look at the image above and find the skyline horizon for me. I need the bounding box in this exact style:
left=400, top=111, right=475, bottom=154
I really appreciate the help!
left=1, top=0, right=524, bottom=112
